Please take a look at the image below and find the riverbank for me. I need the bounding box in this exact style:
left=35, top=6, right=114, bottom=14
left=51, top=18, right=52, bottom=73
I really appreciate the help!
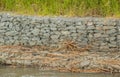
left=0, top=45, right=120, bottom=73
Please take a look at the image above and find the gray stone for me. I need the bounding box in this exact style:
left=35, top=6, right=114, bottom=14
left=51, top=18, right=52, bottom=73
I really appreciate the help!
left=5, top=60, right=12, bottom=64
left=80, top=60, right=90, bottom=68
left=22, top=36, right=29, bottom=40
left=0, top=38, right=4, bottom=42
left=15, top=25, right=21, bottom=31
left=103, top=26, right=116, bottom=29
left=0, top=23, right=5, bottom=27
left=94, top=33, right=102, bottom=37
left=31, top=37, right=40, bottom=41
left=117, top=35, right=120, bottom=40
left=31, top=28, right=40, bottom=35
left=71, top=33, right=78, bottom=37
left=51, top=35, right=59, bottom=39
left=76, top=29, right=86, bottom=33
left=8, top=23, right=13, bottom=29
left=101, top=34, right=109, bottom=37
left=103, top=20, right=117, bottom=25
left=1, top=17, right=10, bottom=22
left=76, top=22, right=82, bottom=25
left=87, top=21, right=94, bottom=26
left=0, top=30, right=5, bottom=33
left=5, top=31, right=18, bottom=36
left=76, top=25, right=86, bottom=29
left=118, top=41, right=120, bottom=46
left=61, top=31, right=70, bottom=35
left=87, top=25, right=95, bottom=29
left=108, top=43, right=117, bottom=47
left=54, top=31, right=61, bottom=35
left=106, top=29, right=116, bottom=34
left=24, top=60, right=32, bottom=65
left=66, top=26, right=76, bottom=30
left=43, top=33, right=50, bottom=37
left=43, top=18, right=50, bottom=24
left=96, top=25, right=103, bottom=30
left=50, top=27, right=57, bottom=30
left=109, top=37, right=116, bottom=41
left=100, top=43, right=107, bottom=46
left=70, top=29, right=76, bottom=32
left=29, top=41, right=36, bottom=45
left=88, top=34, right=93, bottom=38
left=14, top=40, right=20, bottom=45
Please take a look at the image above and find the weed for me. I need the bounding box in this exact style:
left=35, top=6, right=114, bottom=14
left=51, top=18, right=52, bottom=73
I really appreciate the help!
left=0, top=0, right=120, bottom=17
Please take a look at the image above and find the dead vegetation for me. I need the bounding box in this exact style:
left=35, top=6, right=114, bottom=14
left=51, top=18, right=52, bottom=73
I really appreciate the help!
left=49, top=39, right=91, bottom=53
left=0, top=40, right=120, bottom=73
left=96, top=59, right=120, bottom=73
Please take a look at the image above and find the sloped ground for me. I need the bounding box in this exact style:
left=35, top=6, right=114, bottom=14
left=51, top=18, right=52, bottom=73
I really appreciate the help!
left=0, top=45, right=120, bottom=73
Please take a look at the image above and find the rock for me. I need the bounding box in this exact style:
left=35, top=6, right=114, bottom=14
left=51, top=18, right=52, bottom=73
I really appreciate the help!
left=5, top=31, right=18, bottom=36
left=0, top=23, right=5, bottom=27
left=76, top=22, right=82, bottom=25
left=43, top=18, right=50, bottom=24
left=110, top=65, right=120, bottom=70
left=106, top=29, right=116, bottom=34
left=24, top=60, right=32, bottom=65
left=50, top=62, right=59, bottom=67
left=76, top=25, right=86, bottom=29
left=14, top=40, right=20, bottom=45
left=66, top=26, right=76, bottom=30
left=70, top=29, right=77, bottom=33
left=117, top=35, right=120, bottom=40
left=29, top=41, right=36, bottom=46
left=87, top=21, right=94, bottom=26
left=80, top=60, right=90, bottom=68
left=5, top=59, right=13, bottom=64
left=50, top=35, right=59, bottom=39
left=0, top=38, right=4, bottom=42
left=31, top=28, right=40, bottom=35
left=61, top=31, right=70, bottom=35
left=15, top=60, right=23, bottom=64
left=88, top=34, right=93, bottom=38
left=87, top=25, right=95, bottom=29
left=109, top=37, right=116, bottom=41
left=94, top=33, right=102, bottom=37
left=15, top=25, right=21, bottom=31
left=8, top=23, right=13, bottom=29
left=103, top=20, right=117, bottom=25
left=108, top=43, right=117, bottom=47
left=103, top=26, right=116, bottom=30
left=50, top=27, right=57, bottom=31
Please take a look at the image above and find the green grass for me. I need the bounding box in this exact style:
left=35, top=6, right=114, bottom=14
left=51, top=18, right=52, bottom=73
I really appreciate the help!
left=0, top=0, right=120, bottom=17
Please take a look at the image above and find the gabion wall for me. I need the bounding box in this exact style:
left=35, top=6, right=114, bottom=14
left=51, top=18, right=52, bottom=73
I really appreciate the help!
left=0, top=14, right=120, bottom=51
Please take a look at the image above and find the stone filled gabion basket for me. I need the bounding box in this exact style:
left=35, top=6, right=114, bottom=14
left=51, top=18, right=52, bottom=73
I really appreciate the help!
left=0, top=44, right=120, bottom=73
left=0, top=14, right=119, bottom=52
left=0, top=14, right=120, bottom=73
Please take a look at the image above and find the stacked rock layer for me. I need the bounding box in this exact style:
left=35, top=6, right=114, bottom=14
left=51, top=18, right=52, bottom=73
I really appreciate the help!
left=0, top=14, right=120, bottom=51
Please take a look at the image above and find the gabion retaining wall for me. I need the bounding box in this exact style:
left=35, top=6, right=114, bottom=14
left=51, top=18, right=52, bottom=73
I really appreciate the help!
left=0, top=14, right=120, bottom=51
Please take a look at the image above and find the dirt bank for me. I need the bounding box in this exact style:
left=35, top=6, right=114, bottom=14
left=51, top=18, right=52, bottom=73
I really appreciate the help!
left=0, top=45, right=120, bottom=73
